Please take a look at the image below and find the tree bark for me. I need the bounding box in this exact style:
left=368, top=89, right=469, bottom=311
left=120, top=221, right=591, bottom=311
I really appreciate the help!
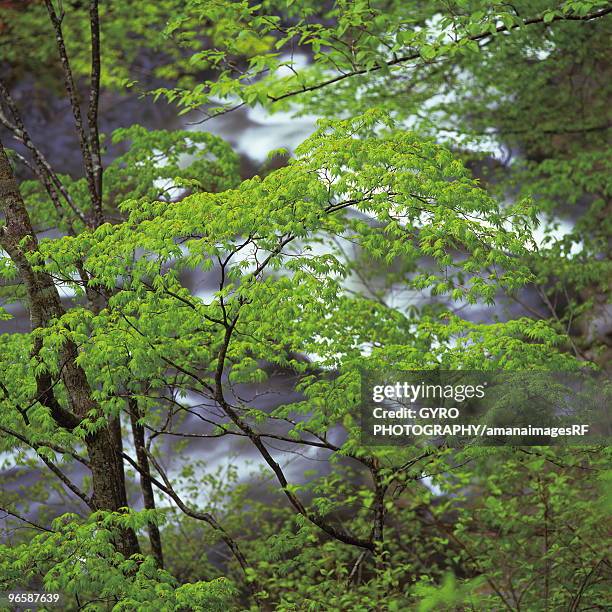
left=129, top=397, right=164, bottom=567
left=0, top=140, right=139, bottom=557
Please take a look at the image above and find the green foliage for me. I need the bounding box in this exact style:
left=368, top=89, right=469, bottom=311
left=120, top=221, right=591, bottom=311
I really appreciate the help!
left=1, top=1, right=610, bottom=610
left=0, top=0, right=239, bottom=91
left=0, top=511, right=237, bottom=611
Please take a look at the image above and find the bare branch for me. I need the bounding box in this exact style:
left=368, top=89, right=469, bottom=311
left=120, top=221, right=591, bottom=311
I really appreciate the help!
left=0, top=505, right=55, bottom=533
left=0, top=79, right=88, bottom=225
left=121, top=449, right=263, bottom=602
left=39, top=454, right=93, bottom=509
left=213, top=317, right=374, bottom=550
left=43, top=0, right=102, bottom=225
left=87, top=0, right=103, bottom=209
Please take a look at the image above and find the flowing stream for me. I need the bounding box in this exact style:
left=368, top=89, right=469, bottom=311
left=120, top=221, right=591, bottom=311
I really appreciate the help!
left=0, top=77, right=577, bottom=521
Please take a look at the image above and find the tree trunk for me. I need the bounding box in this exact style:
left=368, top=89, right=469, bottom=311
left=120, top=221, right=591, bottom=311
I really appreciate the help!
left=129, top=398, right=164, bottom=567
left=0, top=140, right=139, bottom=558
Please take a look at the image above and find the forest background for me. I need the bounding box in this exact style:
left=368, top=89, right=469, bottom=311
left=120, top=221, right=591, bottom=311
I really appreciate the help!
left=0, top=1, right=610, bottom=610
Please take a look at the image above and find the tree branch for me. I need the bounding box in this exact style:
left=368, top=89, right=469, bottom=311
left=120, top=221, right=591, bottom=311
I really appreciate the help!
left=121, top=449, right=264, bottom=604
left=87, top=0, right=103, bottom=212
left=0, top=78, right=88, bottom=226
left=266, top=8, right=612, bottom=105
left=213, top=317, right=373, bottom=550
left=39, top=454, right=93, bottom=509
left=43, top=0, right=102, bottom=225
left=0, top=505, right=55, bottom=533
